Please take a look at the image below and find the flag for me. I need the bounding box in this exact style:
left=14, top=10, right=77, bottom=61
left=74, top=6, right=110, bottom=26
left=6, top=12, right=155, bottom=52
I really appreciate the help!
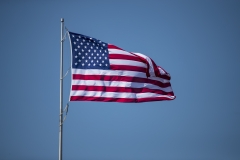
left=68, top=31, right=175, bottom=103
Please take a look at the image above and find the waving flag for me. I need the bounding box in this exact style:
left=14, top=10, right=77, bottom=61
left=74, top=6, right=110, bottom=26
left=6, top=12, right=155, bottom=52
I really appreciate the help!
left=68, top=31, right=175, bottom=103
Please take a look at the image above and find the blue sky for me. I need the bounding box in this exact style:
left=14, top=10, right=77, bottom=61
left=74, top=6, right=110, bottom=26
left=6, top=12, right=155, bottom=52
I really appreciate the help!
left=0, top=0, right=240, bottom=160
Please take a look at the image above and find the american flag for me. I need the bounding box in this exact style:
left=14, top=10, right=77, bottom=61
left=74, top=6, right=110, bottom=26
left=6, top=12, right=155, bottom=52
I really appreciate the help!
left=68, top=31, right=175, bottom=103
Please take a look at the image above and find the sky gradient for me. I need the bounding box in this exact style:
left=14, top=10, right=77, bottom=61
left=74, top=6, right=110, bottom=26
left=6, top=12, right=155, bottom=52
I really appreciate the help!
left=0, top=0, right=240, bottom=160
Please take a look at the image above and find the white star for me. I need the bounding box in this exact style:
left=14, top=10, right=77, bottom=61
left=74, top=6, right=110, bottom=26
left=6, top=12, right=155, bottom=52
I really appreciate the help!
left=97, top=60, right=99, bottom=63
left=100, top=50, right=101, bottom=53
left=78, top=59, right=81, bottom=62
left=105, top=64, right=108, bottom=66
left=105, top=57, right=107, bottom=59
left=99, top=64, right=102, bottom=66
left=85, top=60, right=88, bottom=62
left=82, top=56, right=85, bottom=59
left=99, top=57, right=101, bottom=59
left=83, top=39, right=85, bottom=42
left=85, top=53, right=88, bottom=55
left=93, top=63, right=96, bottom=66
left=82, top=63, right=84, bottom=66
left=75, top=49, right=77, bottom=51
left=91, top=60, right=93, bottom=63
left=97, top=53, right=99, bottom=56
left=93, top=43, right=95, bottom=46
left=72, top=35, right=74, bottom=37
left=87, top=43, right=89, bottom=45
left=94, top=57, right=96, bottom=59
left=94, top=50, right=96, bottom=52
left=74, top=42, right=76, bottom=44
left=102, top=60, right=104, bottom=63
left=76, top=39, right=79, bottom=41
left=103, top=44, right=105, bottom=46
left=84, top=46, right=87, bottom=49
left=82, top=49, right=84, bottom=52
left=80, top=42, right=83, bottom=45
left=91, top=53, right=93, bottom=56
left=75, top=55, right=78, bottom=58
left=105, top=50, right=107, bottom=53
left=88, top=63, right=90, bottom=66
left=79, top=36, right=81, bottom=38
left=91, top=46, right=93, bottom=49
left=102, top=54, right=104, bottom=56
left=75, top=62, right=77, bottom=65
left=78, top=45, right=80, bottom=48
left=96, top=47, right=98, bottom=49
left=88, top=49, right=90, bottom=52
left=88, top=57, right=91, bottom=59
left=78, top=52, right=81, bottom=55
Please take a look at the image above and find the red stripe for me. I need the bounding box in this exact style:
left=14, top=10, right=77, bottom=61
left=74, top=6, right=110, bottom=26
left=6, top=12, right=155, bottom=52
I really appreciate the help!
left=70, top=96, right=175, bottom=103
left=108, top=44, right=124, bottom=50
left=110, top=65, right=146, bottom=73
left=149, top=58, right=171, bottom=80
left=72, top=74, right=171, bottom=88
left=160, top=75, right=170, bottom=80
left=72, top=85, right=174, bottom=95
left=130, top=52, right=151, bottom=77
left=108, top=43, right=170, bottom=80
left=157, top=66, right=171, bottom=80
left=150, top=58, right=161, bottom=77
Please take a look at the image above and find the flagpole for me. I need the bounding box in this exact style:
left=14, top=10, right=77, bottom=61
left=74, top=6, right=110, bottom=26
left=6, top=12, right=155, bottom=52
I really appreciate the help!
left=59, top=18, right=64, bottom=160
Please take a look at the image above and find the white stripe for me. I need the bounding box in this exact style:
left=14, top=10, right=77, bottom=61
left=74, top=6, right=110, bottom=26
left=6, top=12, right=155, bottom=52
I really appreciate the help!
left=72, top=69, right=170, bottom=83
left=70, top=90, right=174, bottom=99
left=110, top=59, right=146, bottom=68
left=108, top=49, right=137, bottom=56
left=71, top=80, right=173, bottom=92
left=71, top=90, right=135, bottom=98
left=136, top=93, right=175, bottom=99
left=133, top=52, right=156, bottom=77
left=158, top=66, right=170, bottom=77
left=158, top=66, right=166, bottom=75
left=148, top=76, right=170, bottom=83
left=72, top=68, right=143, bottom=76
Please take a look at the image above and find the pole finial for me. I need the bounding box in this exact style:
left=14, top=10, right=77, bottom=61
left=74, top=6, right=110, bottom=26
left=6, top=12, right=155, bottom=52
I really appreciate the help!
left=61, top=18, right=64, bottom=22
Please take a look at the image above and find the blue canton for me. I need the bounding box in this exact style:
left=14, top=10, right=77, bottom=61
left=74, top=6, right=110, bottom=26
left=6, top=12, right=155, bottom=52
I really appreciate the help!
left=69, top=32, right=110, bottom=70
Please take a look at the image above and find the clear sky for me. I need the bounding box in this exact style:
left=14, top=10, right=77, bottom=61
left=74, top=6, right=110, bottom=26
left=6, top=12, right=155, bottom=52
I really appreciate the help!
left=1, top=0, right=240, bottom=160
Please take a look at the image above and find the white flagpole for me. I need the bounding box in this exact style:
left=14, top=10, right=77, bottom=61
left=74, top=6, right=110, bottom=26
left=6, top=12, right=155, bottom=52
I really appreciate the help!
left=59, top=18, right=64, bottom=160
